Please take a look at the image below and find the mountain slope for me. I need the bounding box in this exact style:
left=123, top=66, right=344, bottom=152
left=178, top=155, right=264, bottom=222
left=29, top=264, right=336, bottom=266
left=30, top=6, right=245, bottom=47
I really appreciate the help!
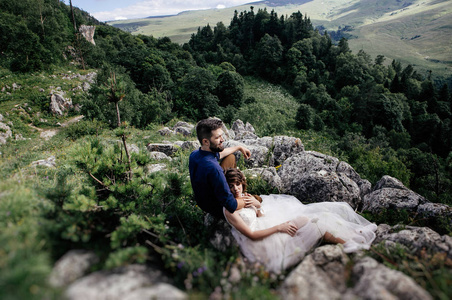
left=347, top=1, right=452, bottom=71
left=108, top=0, right=452, bottom=76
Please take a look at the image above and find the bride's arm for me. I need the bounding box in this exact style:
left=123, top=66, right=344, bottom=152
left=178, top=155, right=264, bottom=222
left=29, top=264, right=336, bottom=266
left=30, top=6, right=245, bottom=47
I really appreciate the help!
left=224, top=210, right=297, bottom=241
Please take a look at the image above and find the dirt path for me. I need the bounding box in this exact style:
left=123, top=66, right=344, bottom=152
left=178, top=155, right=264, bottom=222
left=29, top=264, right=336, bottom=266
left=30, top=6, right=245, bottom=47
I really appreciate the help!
left=29, top=115, right=84, bottom=140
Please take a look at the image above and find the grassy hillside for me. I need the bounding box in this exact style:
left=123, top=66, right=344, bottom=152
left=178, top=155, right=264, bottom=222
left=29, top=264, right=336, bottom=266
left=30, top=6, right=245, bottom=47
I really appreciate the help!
left=2, top=3, right=451, bottom=299
left=108, top=0, right=452, bottom=77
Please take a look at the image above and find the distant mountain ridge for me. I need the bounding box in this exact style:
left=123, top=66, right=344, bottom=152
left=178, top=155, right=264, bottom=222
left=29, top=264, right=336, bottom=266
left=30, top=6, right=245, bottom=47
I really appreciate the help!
left=108, top=0, right=451, bottom=77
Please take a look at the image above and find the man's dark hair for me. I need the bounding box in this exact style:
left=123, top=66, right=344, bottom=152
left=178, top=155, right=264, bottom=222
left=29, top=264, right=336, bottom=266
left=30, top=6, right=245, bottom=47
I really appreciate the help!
left=196, top=118, right=223, bottom=144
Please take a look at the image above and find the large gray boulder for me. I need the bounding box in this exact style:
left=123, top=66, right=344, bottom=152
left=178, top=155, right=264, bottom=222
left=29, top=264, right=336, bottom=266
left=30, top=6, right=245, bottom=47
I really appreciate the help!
left=157, top=127, right=173, bottom=136
left=279, top=246, right=432, bottom=300
left=351, top=256, right=432, bottom=300
left=65, top=264, right=186, bottom=300
left=279, top=245, right=349, bottom=299
left=245, top=144, right=272, bottom=167
left=224, top=140, right=273, bottom=168
left=79, top=25, right=96, bottom=45
left=278, top=151, right=369, bottom=209
left=231, top=119, right=258, bottom=140
left=49, top=250, right=99, bottom=287
left=50, top=91, right=73, bottom=115
left=157, top=122, right=194, bottom=137
left=240, top=136, right=274, bottom=149
left=362, top=175, right=427, bottom=213
left=375, top=224, right=452, bottom=258
left=272, top=136, right=304, bottom=166
left=181, top=140, right=200, bottom=152
left=146, top=163, right=167, bottom=174
left=31, top=156, right=56, bottom=168
left=0, top=121, right=12, bottom=144
left=149, top=151, right=172, bottom=161
left=243, top=167, right=282, bottom=192
left=416, top=202, right=452, bottom=221
left=173, top=121, right=194, bottom=137
left=146, top=143, right=179, bottom=156
left=204, top=214, right=238, bottom=252
left=126, top=144, right=139, bottom=154
left=241, top=136, right=304, bottom=167
left=363, top=176, right=452, bottom=224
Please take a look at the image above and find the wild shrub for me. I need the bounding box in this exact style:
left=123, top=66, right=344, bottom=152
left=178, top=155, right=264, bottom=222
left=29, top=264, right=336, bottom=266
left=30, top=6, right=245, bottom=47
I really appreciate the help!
left=246, top=175, right=279, bottom=195
left=362, top=207, right=452, bottom=236
left=63, top=119, right=106, bottom=140
left=0, top=181, right=59, bottom=300
left=369, top=242, right=452, bottom=299
left=361, top=208, right=412, bottom=227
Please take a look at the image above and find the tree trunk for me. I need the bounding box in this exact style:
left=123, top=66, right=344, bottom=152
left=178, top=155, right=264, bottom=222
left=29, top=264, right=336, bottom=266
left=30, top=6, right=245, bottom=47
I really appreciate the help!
left=116, top=102, right=121, bottom=127
left=69, top=0, right=77, bottom=33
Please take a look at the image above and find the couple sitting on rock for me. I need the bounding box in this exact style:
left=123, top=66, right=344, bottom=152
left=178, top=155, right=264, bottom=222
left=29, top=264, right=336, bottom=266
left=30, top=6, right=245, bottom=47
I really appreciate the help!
left=189, top=118, right=377, bottom=273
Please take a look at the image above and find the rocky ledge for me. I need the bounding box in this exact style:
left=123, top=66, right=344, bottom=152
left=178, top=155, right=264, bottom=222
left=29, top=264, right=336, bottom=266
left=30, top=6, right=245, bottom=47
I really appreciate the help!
left=51, top=119, right=451, bottom=299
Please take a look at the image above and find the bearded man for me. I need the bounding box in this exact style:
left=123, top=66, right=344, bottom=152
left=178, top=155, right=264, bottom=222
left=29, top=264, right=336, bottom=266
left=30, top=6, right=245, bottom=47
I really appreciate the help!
left=189, top=118, right=256, bottom=219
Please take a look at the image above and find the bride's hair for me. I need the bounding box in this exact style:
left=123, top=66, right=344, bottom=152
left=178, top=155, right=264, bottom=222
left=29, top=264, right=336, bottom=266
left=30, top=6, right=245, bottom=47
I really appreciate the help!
left=224, top=168, right=247, bottom=192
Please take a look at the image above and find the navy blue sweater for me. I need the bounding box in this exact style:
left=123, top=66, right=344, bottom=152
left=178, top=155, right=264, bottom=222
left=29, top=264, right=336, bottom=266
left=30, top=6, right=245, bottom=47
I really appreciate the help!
left=189, top=148, right=238, bottom=218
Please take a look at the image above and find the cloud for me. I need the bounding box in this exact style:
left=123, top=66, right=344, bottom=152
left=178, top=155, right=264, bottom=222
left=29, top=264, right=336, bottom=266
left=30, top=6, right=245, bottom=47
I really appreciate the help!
left=92, top=0, right=261, bottom=21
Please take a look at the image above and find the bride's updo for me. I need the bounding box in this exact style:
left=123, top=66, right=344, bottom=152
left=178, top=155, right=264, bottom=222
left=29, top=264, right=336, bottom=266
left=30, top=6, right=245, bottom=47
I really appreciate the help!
left=224, top=168, right=247, bottom=192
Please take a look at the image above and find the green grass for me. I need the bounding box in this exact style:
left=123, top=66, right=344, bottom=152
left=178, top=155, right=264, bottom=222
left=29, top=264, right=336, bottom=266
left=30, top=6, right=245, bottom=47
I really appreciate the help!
left=235, top=77, right=299, bottom=137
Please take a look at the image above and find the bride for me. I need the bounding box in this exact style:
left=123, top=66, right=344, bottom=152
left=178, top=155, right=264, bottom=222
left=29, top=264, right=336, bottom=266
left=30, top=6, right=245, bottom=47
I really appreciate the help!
left=223, top=168, right=377, bottom=274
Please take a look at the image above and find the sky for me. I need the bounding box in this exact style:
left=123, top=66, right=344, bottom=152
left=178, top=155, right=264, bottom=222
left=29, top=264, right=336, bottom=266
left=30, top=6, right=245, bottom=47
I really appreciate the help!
left=69, top=0, right=262, bottom=22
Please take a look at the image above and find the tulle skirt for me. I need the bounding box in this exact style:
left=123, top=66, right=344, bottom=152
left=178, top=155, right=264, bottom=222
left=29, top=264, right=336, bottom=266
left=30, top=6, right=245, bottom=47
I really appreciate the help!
left=230, top=194, right=377, bottom=273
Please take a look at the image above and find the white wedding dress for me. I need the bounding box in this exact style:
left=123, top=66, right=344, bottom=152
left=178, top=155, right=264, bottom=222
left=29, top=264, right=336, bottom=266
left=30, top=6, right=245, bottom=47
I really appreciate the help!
left=224, top=194, right=377, bottom=274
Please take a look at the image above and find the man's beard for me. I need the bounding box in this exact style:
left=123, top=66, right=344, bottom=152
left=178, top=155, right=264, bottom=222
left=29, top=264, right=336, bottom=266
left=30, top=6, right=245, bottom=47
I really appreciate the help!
left=209, top=142, right=224, bottom=153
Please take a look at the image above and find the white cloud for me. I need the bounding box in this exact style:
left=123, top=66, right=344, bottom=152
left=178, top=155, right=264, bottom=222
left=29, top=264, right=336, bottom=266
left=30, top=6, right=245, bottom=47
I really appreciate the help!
left=92, top=0, right=261, bottom=21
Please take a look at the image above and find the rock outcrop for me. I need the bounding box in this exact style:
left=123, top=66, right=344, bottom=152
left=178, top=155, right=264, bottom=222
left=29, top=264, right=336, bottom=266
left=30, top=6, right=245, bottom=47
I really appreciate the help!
left=53, top=119, right=451, bottom=299
left=146, top=143, right=179, bottom=156
left=375, top=224, right=452, bottom=258
left=79, top=25, right=96, bottom=45
left=279, top=245, right=432, bottom=300
left=350, top=256, right=433, bottom=300
left=31, top=156, right=56, bottom=168
left=279, top=245, right=350, bottom=299
left=65, top=264, right=187, bottom=300
left=277, top=151, right=369, bottom=209
left=157, top=121, right=195, bottom=137
left=363, top=175, right=428, bottom=213
left=50, top=90, right=73, bottom=115
left=49, top=250, right=99, bottom=288
left=0, top=120, right=12, bottom=145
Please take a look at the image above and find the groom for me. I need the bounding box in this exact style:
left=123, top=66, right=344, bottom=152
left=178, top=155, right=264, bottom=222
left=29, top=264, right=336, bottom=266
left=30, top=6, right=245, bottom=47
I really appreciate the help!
left=189, top=118, right=254, bottom=219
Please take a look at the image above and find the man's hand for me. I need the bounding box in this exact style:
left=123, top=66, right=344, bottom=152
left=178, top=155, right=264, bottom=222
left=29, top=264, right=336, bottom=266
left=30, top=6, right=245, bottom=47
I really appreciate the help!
left=240, top=146, right=251, bottom=160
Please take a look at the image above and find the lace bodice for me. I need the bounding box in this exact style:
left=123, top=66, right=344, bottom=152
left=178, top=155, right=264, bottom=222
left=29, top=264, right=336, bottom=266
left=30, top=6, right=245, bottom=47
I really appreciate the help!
left=237, top=207, right=258, bottom=230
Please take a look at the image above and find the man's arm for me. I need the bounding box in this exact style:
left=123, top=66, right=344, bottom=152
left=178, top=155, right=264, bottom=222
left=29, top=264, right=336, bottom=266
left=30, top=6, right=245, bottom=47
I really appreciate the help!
left=219, top=145, right=251, bottom=160
left=213, top=168, right=239, bottom=213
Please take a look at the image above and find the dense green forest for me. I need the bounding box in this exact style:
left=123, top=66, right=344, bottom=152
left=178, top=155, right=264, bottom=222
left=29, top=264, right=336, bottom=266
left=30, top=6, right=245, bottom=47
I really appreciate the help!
left=1, top=0, right=451, bottom=299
